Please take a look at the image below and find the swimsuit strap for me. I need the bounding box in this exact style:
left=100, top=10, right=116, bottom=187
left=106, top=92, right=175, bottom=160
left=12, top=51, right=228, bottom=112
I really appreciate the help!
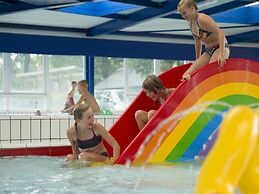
left=195, top=13, right=202, bottom=29
left=190, top=13, right=200, bottom=38
left=91, top=128, right=97, bottom=137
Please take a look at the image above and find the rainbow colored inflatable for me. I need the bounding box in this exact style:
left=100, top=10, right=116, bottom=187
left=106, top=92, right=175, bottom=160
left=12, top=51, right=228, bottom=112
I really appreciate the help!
left=103, top=58, right=259, bottom=165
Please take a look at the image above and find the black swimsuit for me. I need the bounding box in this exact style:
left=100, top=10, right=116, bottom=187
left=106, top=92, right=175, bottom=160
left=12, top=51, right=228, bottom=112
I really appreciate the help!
left=190, top=14, right=229, bottom=57
left=76, top=128, right=108, bottom=158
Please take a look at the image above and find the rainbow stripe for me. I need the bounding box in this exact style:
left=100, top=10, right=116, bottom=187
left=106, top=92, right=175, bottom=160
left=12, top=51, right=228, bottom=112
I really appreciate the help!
left=133, top=59, right=259, bottom=164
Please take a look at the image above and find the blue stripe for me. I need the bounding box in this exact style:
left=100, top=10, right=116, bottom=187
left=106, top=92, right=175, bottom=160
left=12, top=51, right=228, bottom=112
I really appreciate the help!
left=178, top=110, right=225, bottom=161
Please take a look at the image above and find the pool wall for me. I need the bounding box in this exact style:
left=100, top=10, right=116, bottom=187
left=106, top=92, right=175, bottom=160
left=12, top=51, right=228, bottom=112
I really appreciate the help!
left=0, top=114, right=119, bottom=156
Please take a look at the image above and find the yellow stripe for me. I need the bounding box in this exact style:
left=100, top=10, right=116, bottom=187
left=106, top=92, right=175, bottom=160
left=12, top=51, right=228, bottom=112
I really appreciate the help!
left=149, top=83, right=259, bottom=163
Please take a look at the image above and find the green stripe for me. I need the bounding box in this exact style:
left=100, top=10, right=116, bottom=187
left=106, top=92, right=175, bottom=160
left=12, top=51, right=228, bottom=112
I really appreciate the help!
left=165, top=94, right=259, bottom=162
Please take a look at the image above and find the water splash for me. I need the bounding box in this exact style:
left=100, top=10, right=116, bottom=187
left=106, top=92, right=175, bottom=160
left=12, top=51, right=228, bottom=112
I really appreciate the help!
left=126, top=101, right=258, bottom=193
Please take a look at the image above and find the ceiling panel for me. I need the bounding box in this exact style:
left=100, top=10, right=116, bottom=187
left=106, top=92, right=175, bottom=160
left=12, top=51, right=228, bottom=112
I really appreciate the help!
left=0, top=9, right=111, bottom=29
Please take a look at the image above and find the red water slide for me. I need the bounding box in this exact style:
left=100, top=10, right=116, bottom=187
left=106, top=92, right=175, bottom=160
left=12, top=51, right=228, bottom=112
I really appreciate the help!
left=103, top=63, right=191, bottom=163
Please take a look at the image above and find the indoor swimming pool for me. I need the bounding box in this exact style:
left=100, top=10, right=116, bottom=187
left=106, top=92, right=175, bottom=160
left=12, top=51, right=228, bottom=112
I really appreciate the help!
left=0, top=156, right=200, bottom=194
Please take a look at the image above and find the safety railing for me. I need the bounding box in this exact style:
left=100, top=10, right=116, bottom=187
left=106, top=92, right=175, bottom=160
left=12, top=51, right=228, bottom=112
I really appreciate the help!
left=0, top=114, right=119, bottom=147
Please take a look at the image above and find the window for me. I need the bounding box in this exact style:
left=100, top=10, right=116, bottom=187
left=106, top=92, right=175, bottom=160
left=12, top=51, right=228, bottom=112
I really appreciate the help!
left=0, top=53, right=187, bottom=113
left=94, top=57, right=124, bottom=113
left=159, top=60, right=187, bottom=73
left=0, top=53, right=3, bottom=91
left=0, top=54, right=84, bottom=111
left=9, top=54, right=45, bottom=92
left=8, top=96, right=46, bottom=111
left=125, top=58, right=154, bottom=106
left=48, top=55, right=84, bottom=110
left=94, top=57, right=188, bottom=113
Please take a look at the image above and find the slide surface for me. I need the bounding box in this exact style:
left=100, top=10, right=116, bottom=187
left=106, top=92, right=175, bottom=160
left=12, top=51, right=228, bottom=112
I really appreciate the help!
left=104, top=58, right=259, bottom=165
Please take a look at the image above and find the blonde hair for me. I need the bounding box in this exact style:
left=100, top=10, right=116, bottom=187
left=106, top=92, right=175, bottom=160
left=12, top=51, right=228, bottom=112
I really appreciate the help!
left=77, top=80, right=88, bottom=89
left=142, top=75, right=165, bottom=93
left=178, top=0, right=198, bottom=10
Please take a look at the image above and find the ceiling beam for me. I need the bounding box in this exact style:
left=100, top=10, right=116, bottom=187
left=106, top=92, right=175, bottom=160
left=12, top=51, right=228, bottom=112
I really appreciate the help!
left=0, top=21, right=258, bottom=45
left=113, top=31, right=193, bottom=40
left=107, top=0, right=164, bottom=8
left=228, top=29, right=259, bottom=44
left=86, top=0, right=206, bottom=36
left=0, top=0, right=91, bottom=15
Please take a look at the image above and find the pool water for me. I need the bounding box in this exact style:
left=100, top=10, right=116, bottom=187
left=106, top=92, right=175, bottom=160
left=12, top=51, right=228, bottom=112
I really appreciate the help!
left=0, top=157, right=201, bottom=194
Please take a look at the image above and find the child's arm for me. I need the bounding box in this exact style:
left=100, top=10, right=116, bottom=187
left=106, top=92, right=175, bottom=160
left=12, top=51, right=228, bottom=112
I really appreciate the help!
left=67, top=127, right=80, bottom=159
left=95, top=123, right=120, bottom=162
left=182, top=37, right=202, bottom=80
left=62, top=95, right=85, bottom=113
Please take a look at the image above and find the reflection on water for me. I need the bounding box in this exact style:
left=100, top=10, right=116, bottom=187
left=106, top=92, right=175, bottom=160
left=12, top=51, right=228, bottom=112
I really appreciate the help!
left=0, top=156, right=200, bottom=194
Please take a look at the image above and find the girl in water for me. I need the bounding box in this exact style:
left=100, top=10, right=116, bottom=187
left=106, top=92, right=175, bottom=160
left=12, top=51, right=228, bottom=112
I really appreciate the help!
left=135, top=75, right=174, bottom=130
left=178, top=0, right=230, bottom=80
left=63, top=80, right=101, bottom=114
left=66, top=104, right=120, bottom=162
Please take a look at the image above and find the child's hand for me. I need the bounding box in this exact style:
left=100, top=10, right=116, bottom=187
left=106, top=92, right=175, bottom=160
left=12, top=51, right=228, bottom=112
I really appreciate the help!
left=65, top=154, right=78, bottom=161
left=181, top=74, right=191, bottom=81
left=61, top=109, right=68, bottom=113
left=217, top=53, right=226, bottom=67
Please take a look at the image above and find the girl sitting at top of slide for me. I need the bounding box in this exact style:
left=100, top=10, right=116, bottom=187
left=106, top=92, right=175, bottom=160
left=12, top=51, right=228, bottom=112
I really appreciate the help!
left=178, top=0, right=230, bottom=80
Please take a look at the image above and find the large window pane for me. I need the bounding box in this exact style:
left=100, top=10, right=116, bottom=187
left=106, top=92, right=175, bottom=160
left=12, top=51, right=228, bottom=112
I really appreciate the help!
left=0, top=96, right=6, bottom=111
left=9, top=54, right=44, bottom=92
left=126, top=58, right=154, bottom=106
left=94, top=57, right=124, bottom=113
left=8, top=96, right=46, bottom=111
left=159, top=60, right=188, bottom=73
left=48, top=55, right=84, bottom=110
left=0, top=53, right=3, bottom=91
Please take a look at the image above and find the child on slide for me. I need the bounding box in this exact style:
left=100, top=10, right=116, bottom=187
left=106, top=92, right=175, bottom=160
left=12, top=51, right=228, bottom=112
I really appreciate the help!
left=135, top=75, right=174, bottom=130
left=178, top=0, right=230, bottom=80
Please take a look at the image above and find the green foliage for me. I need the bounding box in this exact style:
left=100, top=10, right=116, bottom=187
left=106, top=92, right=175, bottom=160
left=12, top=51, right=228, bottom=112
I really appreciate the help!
left=94, top=57, right=123, bottom=84
left=94, top=58, right=186, bottom=84
left=160, top=60, right=184, bottom=72
left=49, top=55, right=83, bottom=68
left=127, top=59, right=153, bottom=77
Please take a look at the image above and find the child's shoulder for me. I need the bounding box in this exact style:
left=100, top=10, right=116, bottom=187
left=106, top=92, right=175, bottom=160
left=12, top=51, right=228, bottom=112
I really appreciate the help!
left=198, top=13, right=213, bottom=24
left=93, top=122, right=106, bottom=135
left=93, top=122, right=104, bottom=129
left=67, top=126, right=76, bottom=136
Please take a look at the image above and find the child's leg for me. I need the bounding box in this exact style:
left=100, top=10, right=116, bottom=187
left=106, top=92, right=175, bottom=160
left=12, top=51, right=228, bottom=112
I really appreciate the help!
left=135, top=110, right=148, bottom=130
left=147, top=110, right=156, bottom=120
left=209, top=47, right=230, bottom=64
left=182, top=52, right=210, bottom=80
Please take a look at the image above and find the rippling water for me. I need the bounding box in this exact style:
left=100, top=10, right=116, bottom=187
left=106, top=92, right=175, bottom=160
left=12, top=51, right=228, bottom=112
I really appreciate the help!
left=0, top=156, right=201, bottom=194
